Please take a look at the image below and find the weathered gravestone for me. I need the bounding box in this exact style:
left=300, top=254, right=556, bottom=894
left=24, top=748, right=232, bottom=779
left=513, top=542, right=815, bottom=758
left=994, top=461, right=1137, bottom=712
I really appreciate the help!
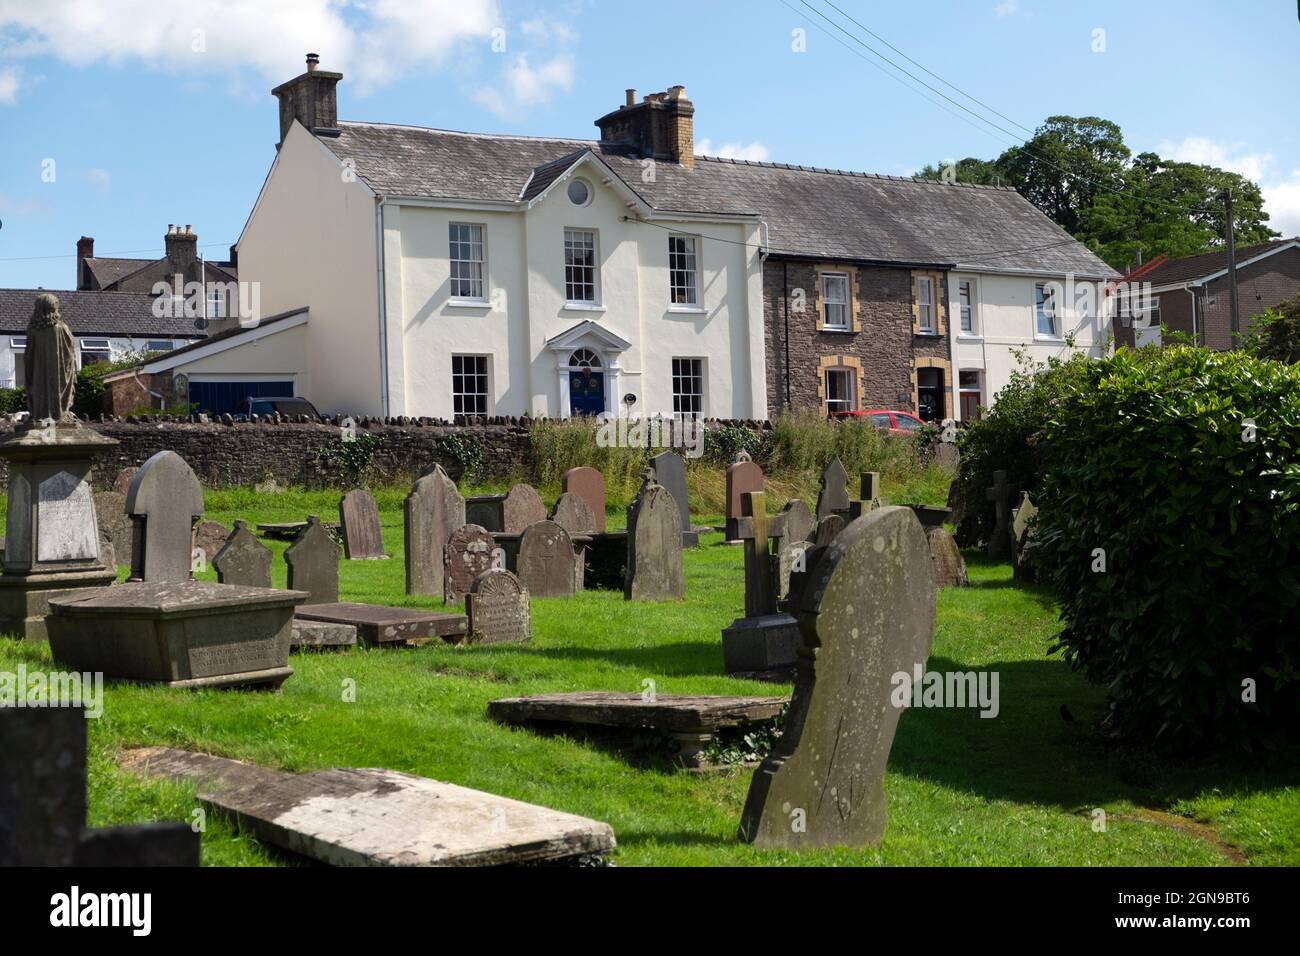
left=860, top=472, right=883, bottom=512
left=125, top=450, right=205, bottom=583
left=561, top=466, right=606, bottom=533
left=213, top=520, right=273, bottom=588
left=404, top=465, right=466, bottom=597
left=284, top=515, right=340, bottom=606
left=985, top=470, right=1013, bottom=560
left=815, top=456, right=850, bottom=520
left=777, top=499, right=815, bottom=545
left=112, top=467, right=138, bottom=496
left=738, top=506, right=936, bottom=848
left=467, top=569, right=531, bottom=645
left=550, top=492, right=597, bottom=536
left=650, top=450, right=697, bottom=547
left=444, top=524, right=498, bottom=604
left=338, top=489, right=387, bottom=560
left=1, top=707, right=199, bottom=866
left=624, top=470, right=684, bottom=602
left=724, top=452, right=764, bottom=542
left=517, top=520, right=579, bottom=598
left=928, top=527, right=969, bottom=589
left=193, top=520, right=230, bottom=563
left=774, top=539, right=812, bottom=605
left=723, top=490, right=802, bottom=678
left=502, top=483, right=547, bottom=534
left=94, top=489, right=132, bottom=569
left=1011, top=491, right=1039, bottom=582
left=295, top=602, right=467, bottom=647
left=120, top=747, right=615, bottom=867
left=814, top=513, right=846, bottom=546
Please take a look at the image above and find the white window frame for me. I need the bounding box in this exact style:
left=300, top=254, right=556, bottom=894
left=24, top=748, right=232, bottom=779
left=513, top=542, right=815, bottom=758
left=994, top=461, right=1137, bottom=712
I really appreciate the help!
left=144, top=339, right=174, bottom=353
left=917, top=276, right=936, bottom=333
left=957, top=277, right=980, bottom=336
left=671, top=357, right=706, bottom=419
left=449, top=222, right=488, bottom=303
left=10, top=336, right=26, bottom=389
left=821, top=272, right=850, bottom=331
left=959, top=369, right=983, bottom=421
left=1035, top=282, right=1060, bottom=338
left=451, top=354, right=491, bottom=418
left=205, top=286, right=225, bottom=320
left=668, top=235, right=700, bottom=308
left=78, top=338, right=112, bottom=369
left=564, top=228, right=600, bottom=306
left=825, top=366, right=856, bottom=415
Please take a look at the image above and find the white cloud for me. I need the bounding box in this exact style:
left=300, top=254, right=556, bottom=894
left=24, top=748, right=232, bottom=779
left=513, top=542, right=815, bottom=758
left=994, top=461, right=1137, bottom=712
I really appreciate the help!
left=995, top=0, right=1020, bottom=18
left=697, top=139, right=771, bottom=162
left=86, top=168, right=111, bottom=188
left=474, top=53, right=574, bottom=118
left=1263, top=173, right=1300, bottom=239
left=0, top=65, right=19, bottom=104
left=0, top=0, right=499, bottom=95
left=1158, top=136, right=1300, bottom=238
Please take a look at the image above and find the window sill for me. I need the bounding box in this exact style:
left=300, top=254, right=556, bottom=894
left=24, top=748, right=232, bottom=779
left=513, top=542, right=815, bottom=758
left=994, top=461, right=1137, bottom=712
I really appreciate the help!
left=914, top=330, right=942, bottom=338
left=957, top=333, right=983, bottom=342
left=820, top=326, right=854, bottom=334
left=563, top=303, right=606, bottom=313
left=667, top=305, right=706, bottom=314
left=1034, top=335, right=1066, bottom=344
left=446, top=299, right=492, bottom=311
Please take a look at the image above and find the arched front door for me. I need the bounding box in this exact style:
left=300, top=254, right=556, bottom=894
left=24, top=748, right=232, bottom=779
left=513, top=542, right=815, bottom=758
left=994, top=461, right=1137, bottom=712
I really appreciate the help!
left=567, top=349, right=605, bottom=417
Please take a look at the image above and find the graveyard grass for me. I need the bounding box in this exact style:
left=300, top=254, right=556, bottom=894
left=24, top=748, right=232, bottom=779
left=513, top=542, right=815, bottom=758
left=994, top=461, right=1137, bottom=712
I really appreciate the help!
left=2, top=486, right=1298, bottom=867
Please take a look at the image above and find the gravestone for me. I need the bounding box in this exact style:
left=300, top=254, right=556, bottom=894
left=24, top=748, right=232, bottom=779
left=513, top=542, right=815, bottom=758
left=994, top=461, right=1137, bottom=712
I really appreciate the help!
left=338, top=489, right=387, bottom=560
left=561, top=466, right=606, bottom=533
left=404, top=465, right=466, bottom=597
left=777, top=499, right=815, bottom=545
left=724, top=453, right=764, bottom=542
left=295, top=603, right=468, bottom=646
left=502, top=484, right=547, bottom=534
left=722, top=491, right=802, bottom=678
left=815, top=456, right=850, bottom=520
left=467, top=569, right=531, bottom=645
left=193, top=520, right=230, bottom=562
left=650, top=450, right=697, bottom=547
left=739, top=506, right=935, bottom=848
left=985, top=470, right=1013, bottom=560
left=861, top=472, right=883, bottom=510
left=112, top=467, right=138, bottom=496
left=1011, top=491, right=1039, bottom=582
left=284, top=515, right=340, bottom=606
left=125, top=450, right=205, bottom=583
left=550, top=492, right=597, bottom=536
left=814, top=513, right=846, bottom=546
left=121, top=748, right=615, bottom=867
left=94, top=489, right=132, bottom=568
left=213, top=520, right=273, bottom=588
left=624, top=470, right=684, bottom=602
left=517, top=520, right=579, bottom=598
left=465, top=494, right=506, bottom=532
left=291, top=619, right=358, bottom=650
left=774, top=539, right=812, bottom=605
left=928, top=527, right=969, bottom=589
left=444, top=524, right=498, bottom=604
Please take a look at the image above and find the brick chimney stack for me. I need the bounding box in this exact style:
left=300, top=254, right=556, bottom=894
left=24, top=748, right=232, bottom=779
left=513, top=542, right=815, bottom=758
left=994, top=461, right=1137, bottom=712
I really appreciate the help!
left=164, top=223, right=198, bottom=271
left=75, top=236, right=94, bottom=289
left=595, top=85, right=695, bottom=170
left=271, top=53, right=343, bottom=146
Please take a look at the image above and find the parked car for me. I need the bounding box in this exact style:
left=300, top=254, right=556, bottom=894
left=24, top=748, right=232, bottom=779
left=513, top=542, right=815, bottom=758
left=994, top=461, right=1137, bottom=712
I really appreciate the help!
left=244, top=396, right=322, bottom=419
left=831, top=408, right=927, bottom=435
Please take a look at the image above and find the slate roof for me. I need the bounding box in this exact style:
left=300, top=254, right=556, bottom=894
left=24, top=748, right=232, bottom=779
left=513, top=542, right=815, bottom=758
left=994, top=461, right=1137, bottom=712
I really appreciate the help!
left=328, top=121, right=1117, bottom=278
left=82, top=257, right=152, bottom=288
left=0, top=289, right=209, bottom=337
left=1140, top=239, right=1299, bottom=287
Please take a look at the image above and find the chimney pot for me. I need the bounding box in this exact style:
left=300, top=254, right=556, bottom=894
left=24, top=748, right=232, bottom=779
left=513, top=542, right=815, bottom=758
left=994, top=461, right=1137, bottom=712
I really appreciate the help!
left=167, top=224, right=175, bottom=235
left=595, top=84, right=694, bottom=170
left=306, top=53, right=319, bottom=72
left=625, top=88, right=636, bottom=107
left=76, top=236, right=94, bottom=259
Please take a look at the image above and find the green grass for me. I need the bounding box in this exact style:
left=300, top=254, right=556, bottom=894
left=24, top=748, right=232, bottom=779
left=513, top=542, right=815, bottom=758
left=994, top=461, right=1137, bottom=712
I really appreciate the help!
left=2, top=489, right=1297, bottom=866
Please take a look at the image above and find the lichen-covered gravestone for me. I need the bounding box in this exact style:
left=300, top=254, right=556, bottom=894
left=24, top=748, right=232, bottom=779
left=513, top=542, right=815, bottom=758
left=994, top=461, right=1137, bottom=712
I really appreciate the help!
left=650, top=450, right=697, bottom=547
left=985, top=470, right=1013, bottom=560
left=550, top=492, right=596, bottom=536
left=502, top=484, right=547, bottom=534
left=125, top=450, right=205, bottom=583
left=561, top=466, right=606, bottom=533
left=93, top=490, right=132, bottom=569
left=739, top=506, right=935, bottom=848
left=444, top=524, right=497, bottom=604
left=927, top=527, right=968, bottom=589
left=815, top=456, right=850, bottom=520
left=467, top=569, right=531, bottom=645
left=338, top=489, right=387, bottom=560
left=404, top=465, right=465, bottom=597
left=624, top=471, right=684, bottom=602
left=777, top=499, right=815, bottom=545
left=725, top=453, right=764, bottom=542
left=517, top=520, right=578, bottom=598
left=813, top=513, right=845, bottom=546
left=284, top=515, right=340, bottom=606
left=213, top=520, right=273, bottom=589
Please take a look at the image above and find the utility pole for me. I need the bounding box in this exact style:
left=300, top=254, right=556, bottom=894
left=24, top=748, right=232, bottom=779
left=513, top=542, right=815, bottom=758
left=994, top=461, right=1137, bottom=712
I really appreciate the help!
left=1224, top=187, right=1241, bottom=344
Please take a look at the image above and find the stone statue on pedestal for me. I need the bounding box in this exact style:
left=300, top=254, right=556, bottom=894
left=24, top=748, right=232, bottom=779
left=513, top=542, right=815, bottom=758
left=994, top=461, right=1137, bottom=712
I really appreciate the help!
left=25, top=292, right=78, bottom=425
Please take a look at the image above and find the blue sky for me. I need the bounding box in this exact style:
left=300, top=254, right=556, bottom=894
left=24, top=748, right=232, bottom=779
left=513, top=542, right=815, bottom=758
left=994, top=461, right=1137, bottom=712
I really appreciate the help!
left=2, top=0, right=1297, bottom=290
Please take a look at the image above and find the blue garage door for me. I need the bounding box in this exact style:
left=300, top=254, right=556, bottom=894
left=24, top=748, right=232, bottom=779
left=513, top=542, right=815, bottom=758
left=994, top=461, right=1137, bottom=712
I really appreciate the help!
left=188, top=381, right=293, bottom=416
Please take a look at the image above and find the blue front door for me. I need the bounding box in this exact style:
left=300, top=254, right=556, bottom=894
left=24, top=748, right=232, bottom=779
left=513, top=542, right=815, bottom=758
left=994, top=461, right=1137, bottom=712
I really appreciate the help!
left=569, top=370, right=605, bottom=417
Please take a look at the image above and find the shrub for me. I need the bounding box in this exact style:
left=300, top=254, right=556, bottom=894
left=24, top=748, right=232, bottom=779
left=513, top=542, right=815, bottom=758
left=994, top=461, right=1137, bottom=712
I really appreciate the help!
left=1241, top=293, right=1300, bottom=364
left=952, top=352, right=1094, bottom=546
left=1036, top=346, right=1300, bottom=755
left=0, top=386, right=25, bottom=415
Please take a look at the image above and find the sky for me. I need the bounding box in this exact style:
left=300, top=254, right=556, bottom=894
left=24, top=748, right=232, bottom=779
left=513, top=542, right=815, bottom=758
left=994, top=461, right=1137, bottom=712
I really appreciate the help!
left=1, top=0, right=1297, bottom=290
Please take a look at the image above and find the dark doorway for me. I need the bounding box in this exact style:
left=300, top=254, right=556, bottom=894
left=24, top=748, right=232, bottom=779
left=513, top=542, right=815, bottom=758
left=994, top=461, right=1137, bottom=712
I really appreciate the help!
left=917, top=368, right=944, bottom=422
left=569, top=370, right=606, bottom=417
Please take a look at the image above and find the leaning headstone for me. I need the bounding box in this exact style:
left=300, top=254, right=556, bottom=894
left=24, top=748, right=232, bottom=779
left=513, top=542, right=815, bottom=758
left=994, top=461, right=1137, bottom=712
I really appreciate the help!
left=444, top=524, right=498, bottom=604
left=624, top=470, right=684, bottom=602
left=776, top=499, right=815, bottom=545
left=502, top=484, right=547, bottom=534
left=985, top=470, right=1013, bottom=560
left=1011, top=491, right=1039, bottom=582
left=517, top=520, right=578, bottom=598
left=813, top=513, right=846, bottom=546
left=112, top=467, right=137, bottom=496
left=213, top=520, right=273, bottom=588
left=815, top=456, right=850, bottom=520
left=725, top=453, right=764, bottom=541
left=550, top=492, right=596, bottom=536
left=928, top=527, right=969, bottom=589
left=125, top=450, right=205, bottom=583
left=338, top=489, right=387, bottom=560
left=193, top=520, right=230, bottom=562
left=774, top=539, right=812, bottom=605
left=739, top=506, right=935, bottom=848
left=404, top=465, right=466, bottom=597
left=94, top=489, right=132, bottom=568
left=467, top=569, right=531, bottom=645
left=284, top=515, right=340, bottom=606
left=561, top=466, right=606, bottom=533
left=650, top=450, right=697, bottom=547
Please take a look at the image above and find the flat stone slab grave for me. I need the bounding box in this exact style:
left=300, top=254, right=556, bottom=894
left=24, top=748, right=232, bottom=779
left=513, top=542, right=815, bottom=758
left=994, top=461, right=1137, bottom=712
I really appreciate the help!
left=294, top=602, right=468, bottom=647
left=488, top=692, right=788, bottom=768
left=257, top=521, right=339, bottom=541
left=291, top=619, right=359, bottom=650
left=120, top=747, right=616, bottom=867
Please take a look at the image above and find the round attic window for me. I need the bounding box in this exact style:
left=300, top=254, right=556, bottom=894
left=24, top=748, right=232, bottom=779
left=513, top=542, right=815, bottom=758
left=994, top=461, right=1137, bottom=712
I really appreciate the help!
left=567, top=178, right=591, bottom=207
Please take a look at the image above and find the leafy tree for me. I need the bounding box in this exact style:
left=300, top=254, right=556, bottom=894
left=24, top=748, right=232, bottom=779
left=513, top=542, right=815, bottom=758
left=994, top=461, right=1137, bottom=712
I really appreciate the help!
left=1242, top=294, right=1300, bottom=364
left=915, top=157, right=1000, bottom=186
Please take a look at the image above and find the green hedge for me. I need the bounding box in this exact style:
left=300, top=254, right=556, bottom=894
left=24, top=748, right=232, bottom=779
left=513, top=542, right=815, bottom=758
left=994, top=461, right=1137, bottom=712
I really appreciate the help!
left=1036, top=346, right=1300, bottom=754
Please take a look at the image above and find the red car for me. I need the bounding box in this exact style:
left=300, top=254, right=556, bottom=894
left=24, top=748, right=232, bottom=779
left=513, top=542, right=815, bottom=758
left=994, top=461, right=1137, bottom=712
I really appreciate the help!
left=831, top=408, right=927, bottom=436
